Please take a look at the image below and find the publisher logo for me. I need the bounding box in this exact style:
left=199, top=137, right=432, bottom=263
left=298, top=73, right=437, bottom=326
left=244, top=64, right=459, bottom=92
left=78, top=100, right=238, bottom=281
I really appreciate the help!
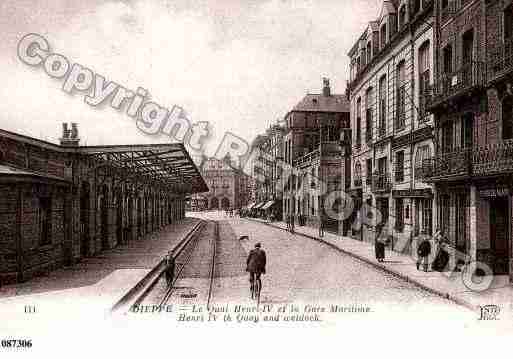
left=479, top=305, right=500, bottom=321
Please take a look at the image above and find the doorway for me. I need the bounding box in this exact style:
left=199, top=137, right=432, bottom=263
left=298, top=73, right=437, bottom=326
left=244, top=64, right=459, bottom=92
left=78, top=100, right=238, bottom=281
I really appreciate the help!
left=100, top=185, right=109, bottom=250
left=80, top=182, right=90, bottom=258
left=490, top=197, right=510, bottom=275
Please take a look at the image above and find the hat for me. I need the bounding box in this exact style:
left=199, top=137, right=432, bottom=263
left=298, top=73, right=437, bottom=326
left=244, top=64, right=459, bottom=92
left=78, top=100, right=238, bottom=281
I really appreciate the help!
left=255, top=243, right=261, bottom=248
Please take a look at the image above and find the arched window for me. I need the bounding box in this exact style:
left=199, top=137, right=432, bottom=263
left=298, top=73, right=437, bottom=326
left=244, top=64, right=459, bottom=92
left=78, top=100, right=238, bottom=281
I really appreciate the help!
left=354, top=161, right=362, bottom=186
left=502, top=97, right=513, bottom=140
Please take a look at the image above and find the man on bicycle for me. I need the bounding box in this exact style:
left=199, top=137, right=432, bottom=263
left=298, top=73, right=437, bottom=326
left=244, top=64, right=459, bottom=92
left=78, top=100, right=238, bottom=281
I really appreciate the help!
left=246, top=243, right=266, bottom=296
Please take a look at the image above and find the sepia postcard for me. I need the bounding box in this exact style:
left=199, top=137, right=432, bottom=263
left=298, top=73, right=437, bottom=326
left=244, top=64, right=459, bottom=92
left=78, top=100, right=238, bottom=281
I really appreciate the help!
left=1, top=0, right=512, bottom=357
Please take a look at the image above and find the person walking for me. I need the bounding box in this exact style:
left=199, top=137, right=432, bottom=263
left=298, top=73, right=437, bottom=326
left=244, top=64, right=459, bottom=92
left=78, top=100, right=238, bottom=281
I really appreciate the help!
left=318, top=213, right=325, bottom=238
left=417, top=231, right=432, bottom=272
left=290, top=213, right=295, bottom=234
left=374, top=224, right=385, bottom=263
left=164, top=252, right=175, bottom=287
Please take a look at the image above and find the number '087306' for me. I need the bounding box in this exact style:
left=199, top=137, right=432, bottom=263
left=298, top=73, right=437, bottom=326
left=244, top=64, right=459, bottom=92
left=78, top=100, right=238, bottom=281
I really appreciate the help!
left=1, top=339, right=32, bottom=348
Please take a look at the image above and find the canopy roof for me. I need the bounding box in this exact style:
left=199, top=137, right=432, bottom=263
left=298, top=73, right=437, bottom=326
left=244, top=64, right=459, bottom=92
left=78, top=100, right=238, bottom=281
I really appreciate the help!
left=79, top=143, right=208, bottom=194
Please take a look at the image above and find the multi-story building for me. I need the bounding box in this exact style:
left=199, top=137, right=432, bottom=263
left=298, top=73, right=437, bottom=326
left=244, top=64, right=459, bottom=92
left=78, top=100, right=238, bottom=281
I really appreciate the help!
left=191, top=157, right=250, bottom=211
left=0, top=124, right=206, bottom=284
left=421, top=0, right=513, bottom=279
left=250, top=123, right=285, bottom=219
left=282, top=78, right=350, bottom=234
left=348, top=0, right=435, bottom=250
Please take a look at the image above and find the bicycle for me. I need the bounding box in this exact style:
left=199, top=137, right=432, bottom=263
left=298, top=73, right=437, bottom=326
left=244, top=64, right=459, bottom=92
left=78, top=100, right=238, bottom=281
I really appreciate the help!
left=250, top=273, right=262, bottom=305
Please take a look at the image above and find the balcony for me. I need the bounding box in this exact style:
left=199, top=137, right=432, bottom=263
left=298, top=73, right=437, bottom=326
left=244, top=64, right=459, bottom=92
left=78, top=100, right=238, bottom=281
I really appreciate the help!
left=488, top=39, right=513, bottom=84
left=473, top=140, right=513, bottom=177
left=293, top=149, right=319, bottom=167
left=354, top=177, right=362, bottom=188
left=427, top=61, right=485, bottom=110
left=371, top=172, right=392, bottom=193
left=421, top=149, right=472, bottom=181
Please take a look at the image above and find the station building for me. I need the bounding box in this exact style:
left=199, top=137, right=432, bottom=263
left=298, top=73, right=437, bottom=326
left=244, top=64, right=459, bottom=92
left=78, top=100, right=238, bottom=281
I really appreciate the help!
left=0, top=123, right=207, bottom=284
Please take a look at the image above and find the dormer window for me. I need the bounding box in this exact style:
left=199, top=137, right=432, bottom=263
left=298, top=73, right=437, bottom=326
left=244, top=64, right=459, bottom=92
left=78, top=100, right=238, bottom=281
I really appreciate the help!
left=380, top=24, right=387, bottom=49
left=399, top=5, right=406, bottom=28
left=413, top=0, right=421, bottom=14
left=504, top=4, right=513, bottom=41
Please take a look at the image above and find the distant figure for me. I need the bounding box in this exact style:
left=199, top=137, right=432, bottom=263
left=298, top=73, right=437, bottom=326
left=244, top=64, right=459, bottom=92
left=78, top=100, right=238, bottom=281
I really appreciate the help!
left=374, top=224, right=385, bottom=263
left=164, top=252, right=175, bottom=287
left=319, top=214, right=325, bottom=238
left=290, top=213, right=295, bottom=234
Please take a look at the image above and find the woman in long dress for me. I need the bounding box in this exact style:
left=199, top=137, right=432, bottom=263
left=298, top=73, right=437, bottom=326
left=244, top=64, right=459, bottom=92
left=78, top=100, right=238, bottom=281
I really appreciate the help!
left=374, top=224, right=385, bottom=262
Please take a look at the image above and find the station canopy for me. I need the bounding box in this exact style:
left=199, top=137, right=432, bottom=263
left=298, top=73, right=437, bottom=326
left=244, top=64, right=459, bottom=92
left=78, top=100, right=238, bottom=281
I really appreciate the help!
left=79, top=143, right=208, bottom=194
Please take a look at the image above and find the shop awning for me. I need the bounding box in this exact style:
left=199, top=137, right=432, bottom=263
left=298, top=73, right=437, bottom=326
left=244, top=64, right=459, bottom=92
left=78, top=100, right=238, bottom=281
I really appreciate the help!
left=246, top=203, right=255, bottom=209
left=253, top=202, right=266, bottom=209
left=261, top=200, right=275, bottom=210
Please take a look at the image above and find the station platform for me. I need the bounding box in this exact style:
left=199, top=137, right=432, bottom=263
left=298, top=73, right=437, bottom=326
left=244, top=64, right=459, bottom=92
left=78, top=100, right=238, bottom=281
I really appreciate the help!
left=0, top=218, right=201, bottom=307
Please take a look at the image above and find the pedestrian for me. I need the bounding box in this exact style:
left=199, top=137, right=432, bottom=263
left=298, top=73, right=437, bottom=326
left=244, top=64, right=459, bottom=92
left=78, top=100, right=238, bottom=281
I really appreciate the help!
left=164, top=252, right=175, bottom=287
left=290, top=213, right=295, bottom=234
left=374, top=224, right=385, bottom=262
left=416, top=231, right=432, bottom=271
left=318, top=214, right=325, bottom=238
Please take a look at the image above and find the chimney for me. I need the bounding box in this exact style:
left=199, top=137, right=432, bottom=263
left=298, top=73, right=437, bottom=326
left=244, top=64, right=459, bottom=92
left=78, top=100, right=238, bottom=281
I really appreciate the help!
left=322, top=77, right=331, bottom=97
left=60, top=122, right=80, bottom=147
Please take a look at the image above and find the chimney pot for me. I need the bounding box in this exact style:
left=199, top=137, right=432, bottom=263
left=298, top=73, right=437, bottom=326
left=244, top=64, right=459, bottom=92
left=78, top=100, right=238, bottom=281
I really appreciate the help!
left=322, top=77, right=331, bottom=97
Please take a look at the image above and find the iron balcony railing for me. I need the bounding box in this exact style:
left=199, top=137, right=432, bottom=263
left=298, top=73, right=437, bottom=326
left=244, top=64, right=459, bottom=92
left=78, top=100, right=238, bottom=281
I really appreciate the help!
left=421, top=149, right=472, bottom=179
left=421, top=142, right=513, bottom=180
left=293, top=149, right=319, bottom=167
left=354, top=177, right=362, bottom=187
left=371, top=172, right=392, bottom=193
left=473, top=140, right=513, bottom=176
left=428, top=61, right=485, bottom=109
left=488, top=38, right=513, bottom=82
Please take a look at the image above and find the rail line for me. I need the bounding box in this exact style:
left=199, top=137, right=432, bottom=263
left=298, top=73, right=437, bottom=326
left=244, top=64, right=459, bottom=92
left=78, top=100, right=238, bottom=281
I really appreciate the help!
left=158, top=220, right=218, bottom=307
left=110, top=220, right=206, bottom=313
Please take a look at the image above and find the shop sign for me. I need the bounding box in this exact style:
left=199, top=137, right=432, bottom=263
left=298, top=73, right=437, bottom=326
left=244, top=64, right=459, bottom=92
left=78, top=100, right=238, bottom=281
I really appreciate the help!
left=479, top=187, right=510, bottom=198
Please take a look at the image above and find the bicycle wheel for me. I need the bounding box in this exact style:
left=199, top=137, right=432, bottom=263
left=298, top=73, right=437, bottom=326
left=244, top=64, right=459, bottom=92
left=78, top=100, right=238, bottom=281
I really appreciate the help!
left=255, top=278, right=261, bottom=305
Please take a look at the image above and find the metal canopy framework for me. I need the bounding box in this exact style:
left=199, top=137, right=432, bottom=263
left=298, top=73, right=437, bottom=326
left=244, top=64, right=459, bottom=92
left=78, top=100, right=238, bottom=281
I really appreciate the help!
left=79, top=143, right=208, bottom=194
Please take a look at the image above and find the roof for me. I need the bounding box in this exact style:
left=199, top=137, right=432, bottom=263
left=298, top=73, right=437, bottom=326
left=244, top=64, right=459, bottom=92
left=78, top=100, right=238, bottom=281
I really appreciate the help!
left=291, top=94, right=350, bottom=113
left=0, top=128, right=208, bottom=194
left=0, top=163, right=70, bottom=185
left=80, top=143, right=208, bottom=194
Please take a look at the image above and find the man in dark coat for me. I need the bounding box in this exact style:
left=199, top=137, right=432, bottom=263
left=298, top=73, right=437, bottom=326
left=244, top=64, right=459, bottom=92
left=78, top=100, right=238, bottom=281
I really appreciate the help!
left=164, top=252, right=175, bottom=287
left=417, top=235, right=432, bottom=271
left=246, top=243, right=267, bottom=292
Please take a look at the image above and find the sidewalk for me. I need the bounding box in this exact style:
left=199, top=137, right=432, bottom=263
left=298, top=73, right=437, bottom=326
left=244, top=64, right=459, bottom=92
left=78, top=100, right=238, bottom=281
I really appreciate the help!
left=0, top=218, right=201, bottom=302
left=250, top=218, right=513, bottom=314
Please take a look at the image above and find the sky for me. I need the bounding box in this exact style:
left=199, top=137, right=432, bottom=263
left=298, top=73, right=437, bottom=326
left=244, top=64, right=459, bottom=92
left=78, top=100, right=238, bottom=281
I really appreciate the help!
left=0, top=0, right=380, bottom=158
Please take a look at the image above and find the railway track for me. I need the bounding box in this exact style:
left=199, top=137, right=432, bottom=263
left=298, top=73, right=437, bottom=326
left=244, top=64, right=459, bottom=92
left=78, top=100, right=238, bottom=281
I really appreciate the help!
left=111, top=220, right=219, bottom=314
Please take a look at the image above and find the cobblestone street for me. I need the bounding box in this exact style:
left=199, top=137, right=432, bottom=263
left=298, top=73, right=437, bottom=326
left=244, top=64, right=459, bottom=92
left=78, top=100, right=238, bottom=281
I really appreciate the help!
left=188, top=212, right=478, bottom=327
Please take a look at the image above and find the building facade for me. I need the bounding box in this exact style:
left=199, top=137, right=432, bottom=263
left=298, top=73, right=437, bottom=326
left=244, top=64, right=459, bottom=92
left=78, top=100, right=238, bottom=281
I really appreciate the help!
left=249, top=124, right=285, bottom=218
left=191, top=157, right=250, bottom=211
left=421, top=0, right=513, bottom=280
left=348, top=0, right=435, bottom=251
left=282, top=79, right=350, bottom=233
left=0, top=124, right=206, bottom=284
